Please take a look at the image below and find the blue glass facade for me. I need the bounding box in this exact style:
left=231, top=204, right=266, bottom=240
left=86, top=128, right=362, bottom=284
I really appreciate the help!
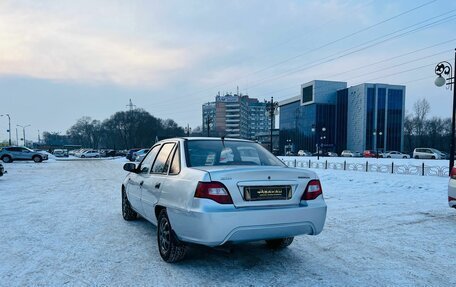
left=279, top=101, right=335, bottom=154
left=365, top=88, right=376, bottom=150
left=335, top=89, right=348, bottom=154
left=386, top=89, right=403, bottom=151
left=279, top=83, right=404, bottom=155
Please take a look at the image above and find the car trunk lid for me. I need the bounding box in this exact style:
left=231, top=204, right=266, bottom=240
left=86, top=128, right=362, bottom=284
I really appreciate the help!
left=193, top=166, right=316, bottom=208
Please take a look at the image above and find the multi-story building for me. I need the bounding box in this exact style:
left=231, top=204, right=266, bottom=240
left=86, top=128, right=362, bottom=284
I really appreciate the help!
left=336, top=83, right=405, bottom=153
left=202, top=93, right=270, bottom=139
left=279, top=80, right=405, bottom=155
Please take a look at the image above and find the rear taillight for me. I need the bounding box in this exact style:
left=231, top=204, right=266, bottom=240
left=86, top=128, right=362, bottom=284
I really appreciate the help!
left=450, top=167, right=456, bottom=179
left=302, top=179, right=323, bottom=200
left=195, top=181, right=233, bottom=204
left=449, top=196, right=456, bottom=202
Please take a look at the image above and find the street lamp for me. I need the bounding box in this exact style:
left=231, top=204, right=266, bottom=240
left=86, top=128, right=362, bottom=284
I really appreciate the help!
left=184, top=124, right=191, bottom=137
left=434, top=48, right=456, bottom=175
left=313, top=126, right=326, bottom=160
left=286, top=139, right=292, bottom=155
left=373, top=130, right=383, bottom=159
left=17, top=124, right=31, bottom=147
left=265, top=97, right=278, bottom=153
left=0, top=114, right=11, bottom=145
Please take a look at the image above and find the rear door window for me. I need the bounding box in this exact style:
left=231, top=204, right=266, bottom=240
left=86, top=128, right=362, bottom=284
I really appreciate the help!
left=151, top=143, right=176, bottom=174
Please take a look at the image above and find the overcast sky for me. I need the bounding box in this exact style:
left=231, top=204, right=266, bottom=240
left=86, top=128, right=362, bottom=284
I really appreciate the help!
left=1, top=0, right=456, bottom=142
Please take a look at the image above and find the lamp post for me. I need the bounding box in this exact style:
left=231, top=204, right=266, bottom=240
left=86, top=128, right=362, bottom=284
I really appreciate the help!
left=286, top=139, right=292, bottom=155
left=17, top=124, right=31, bottom=147
left=0, top=114, right=11, bottom=145
left=373, top=130, right=383, bottom=159
left=185, top=124, right=191, bottom=137
left=434, top=48, right=456, bottom=175
left=265, top=97, right=278, bottom=153
left=312, top=126, right=326, bottom=160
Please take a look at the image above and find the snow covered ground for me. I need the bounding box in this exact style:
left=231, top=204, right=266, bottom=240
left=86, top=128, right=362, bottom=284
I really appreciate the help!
left=0, top=159, right=455, bottom=286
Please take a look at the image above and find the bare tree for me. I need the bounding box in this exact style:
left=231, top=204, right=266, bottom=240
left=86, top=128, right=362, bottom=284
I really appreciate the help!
left=413, top=98, right=431, bottom=147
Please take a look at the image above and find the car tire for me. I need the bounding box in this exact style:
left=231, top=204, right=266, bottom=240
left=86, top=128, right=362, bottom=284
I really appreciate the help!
left=122, top=189, right=137, bottom=221
left=387, top=156, right=391, bottom=158
left=157, top=209, right=187, bottom=263
left=266, top=237, right=294, bottom=249
left=431, top=156, right=436, bottom=159
left=403, top=156, right=407, bottom=159
left=414, top=156, right=419, bottom=159
left=32, top=155, right=42, bottom=163
left=1, top=155, right=12, bottom=163
left=81, top=155, right=86, bottom=158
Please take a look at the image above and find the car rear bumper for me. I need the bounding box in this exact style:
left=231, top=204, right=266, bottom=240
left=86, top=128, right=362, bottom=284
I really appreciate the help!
left=168, top=199, right=327, bottom=247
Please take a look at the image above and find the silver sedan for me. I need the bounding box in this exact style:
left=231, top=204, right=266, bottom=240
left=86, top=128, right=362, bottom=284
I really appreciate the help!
left=121, top=137, right=327, bottom=262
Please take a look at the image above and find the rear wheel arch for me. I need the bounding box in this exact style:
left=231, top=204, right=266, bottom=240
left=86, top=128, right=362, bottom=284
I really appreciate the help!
left=155, top=205, right=166, bottom=221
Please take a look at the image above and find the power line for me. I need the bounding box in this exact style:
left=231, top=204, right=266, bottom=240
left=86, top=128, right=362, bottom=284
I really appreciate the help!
left=246, top=10, right=456, bottom=89
left=177, top=0, right=436, bottom=100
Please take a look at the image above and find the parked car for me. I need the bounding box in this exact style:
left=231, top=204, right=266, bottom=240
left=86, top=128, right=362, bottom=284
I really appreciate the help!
left=413, top=148, right=442, bottom=159
left=326, top=152, right=338, bottom=157
left=121, top=137, right=327, bottom=263
left=101, top=149, right=116, bottom=157
left=363, top=150, right=377, bottom=158
left=0, top=146, right=49, bottom=163
left=133, top=149, right=150, bottom=162
left=437, top=151, right=449, bottom=160
left=448, top=167, right=456, bottom=209
left=341, top=150, right=361, bottom=157
left=126, top=148, right=141, bottom=161
left=79, top=150, right=100, bottom=158
left=53, top=149, right=69, bottom=157
left=0, top=163, right=6, bottom=176
left=298, top=150, right=312, bottom=156
left=383, top=151, right=410, bottom=159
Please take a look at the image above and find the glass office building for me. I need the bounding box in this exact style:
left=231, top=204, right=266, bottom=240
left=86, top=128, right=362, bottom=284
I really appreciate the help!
left=279, top=81, right=405, bottom=155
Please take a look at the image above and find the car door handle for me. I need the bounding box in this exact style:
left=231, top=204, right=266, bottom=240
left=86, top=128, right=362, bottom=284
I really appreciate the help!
left=140, top=181, right=144, bottom=186
left=155, top=183, right=161, bottom=189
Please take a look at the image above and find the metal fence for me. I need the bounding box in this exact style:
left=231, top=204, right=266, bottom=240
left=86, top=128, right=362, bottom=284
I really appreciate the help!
left=279, top=158, right=449, bottom=177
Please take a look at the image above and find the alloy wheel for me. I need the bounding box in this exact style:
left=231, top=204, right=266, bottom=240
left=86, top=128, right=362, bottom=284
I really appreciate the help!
left=159, top=217, right=171, bottom=255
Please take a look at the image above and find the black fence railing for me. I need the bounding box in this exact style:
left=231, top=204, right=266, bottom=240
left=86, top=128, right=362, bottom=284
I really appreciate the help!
left=279, top=158, right=449, bottom=177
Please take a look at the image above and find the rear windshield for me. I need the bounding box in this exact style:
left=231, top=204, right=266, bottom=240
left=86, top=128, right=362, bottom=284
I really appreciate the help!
left=185, top=140, right=285, bottom=167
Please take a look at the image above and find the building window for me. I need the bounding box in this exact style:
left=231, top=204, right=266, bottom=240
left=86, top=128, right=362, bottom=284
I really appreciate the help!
left=302, top=85, right=313, bottom=104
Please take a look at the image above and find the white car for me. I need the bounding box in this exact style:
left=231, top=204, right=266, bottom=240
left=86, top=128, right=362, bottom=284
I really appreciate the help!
left=341, top=150, right=361, bottom=157
left=383, top=151, right=410, bottom=159
left=448, top=167, right=456, bottom=209
left=121, top=137, right=327, bottom=263
left=413, top=148, right=441, bottom=159
left=79, top=150, right=100, bottom=158
left=298, top=150, right=312, bottom=156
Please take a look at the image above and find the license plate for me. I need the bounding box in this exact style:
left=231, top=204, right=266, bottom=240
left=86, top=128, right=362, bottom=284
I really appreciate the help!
left=244, top=186, right=292, bottom=201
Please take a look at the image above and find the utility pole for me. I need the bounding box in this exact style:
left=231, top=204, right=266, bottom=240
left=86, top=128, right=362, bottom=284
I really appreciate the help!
left=38, top=129, right=41, bottom=144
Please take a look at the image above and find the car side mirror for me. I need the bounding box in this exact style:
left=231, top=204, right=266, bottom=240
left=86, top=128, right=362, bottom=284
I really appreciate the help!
left=123, top=163, right=138, bottom=173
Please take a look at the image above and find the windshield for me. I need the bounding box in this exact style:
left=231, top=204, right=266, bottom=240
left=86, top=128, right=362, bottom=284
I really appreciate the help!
left=185, top=140, right=285, bottom=167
